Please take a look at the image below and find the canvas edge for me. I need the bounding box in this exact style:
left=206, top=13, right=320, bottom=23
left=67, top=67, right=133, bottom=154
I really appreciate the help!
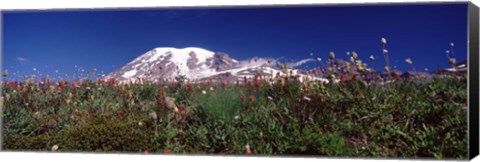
left=0, top=9, right=4, bottom=152
left=0, top=1, right=471, bottom=13
left=468, top=1, right=479, bottom=160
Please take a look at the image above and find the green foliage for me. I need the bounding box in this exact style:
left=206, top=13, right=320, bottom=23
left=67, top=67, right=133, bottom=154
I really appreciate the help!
left=1, top=76, right=468, bottom=159
left=4, top=115, right=156, bottom=152
left=196, top=87, right=243, bottom=122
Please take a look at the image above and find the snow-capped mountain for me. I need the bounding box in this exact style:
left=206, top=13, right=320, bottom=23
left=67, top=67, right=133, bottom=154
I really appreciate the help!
left=105, top=47, right=328, bottom=83
left=104, top=47, right=466, bottom=84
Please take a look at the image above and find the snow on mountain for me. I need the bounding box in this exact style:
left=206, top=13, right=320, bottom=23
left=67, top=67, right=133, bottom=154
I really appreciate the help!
left=107, top=47, right=226, bottom=81
left=105, top=47, right=328, bottom=83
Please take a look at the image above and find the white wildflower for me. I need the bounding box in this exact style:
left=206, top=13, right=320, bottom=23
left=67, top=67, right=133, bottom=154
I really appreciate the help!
left=351, top=51, right=358, bottom=59
left=369, top=55, right=375, bottom=61
left=51, top=145, right=59, bottom=151
left=405, top=58, right=413, bottom=65
left=384, top=66, right=390, bottom=72
left=3, top=70, right=8, bottom=77
left=267, top=96, right=273, bottom=100
left=329, top=51, right=335, bottom=59
left=33, top=111, right=41, bottom=119
left=303, top=96, right=311, bottom=101
left=449, top=58, right=456, bottom=65
left=330, top=74, right=336, bottom=79
left=149, top=111, right=158, bottom=120
left=165, top=97, right=176, bottom=110
left=202, top=90, right=207, bottom=94
left=381, top=37, right=387, bottom=44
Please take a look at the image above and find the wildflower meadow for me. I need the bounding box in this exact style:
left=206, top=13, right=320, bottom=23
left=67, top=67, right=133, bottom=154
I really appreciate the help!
left=1, top=38, right=468, bottom=159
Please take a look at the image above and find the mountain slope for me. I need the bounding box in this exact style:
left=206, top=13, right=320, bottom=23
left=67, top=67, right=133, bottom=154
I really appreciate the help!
left=105, top=47, right=328, bottom=83
left=105, top=47, right=237, bottom=82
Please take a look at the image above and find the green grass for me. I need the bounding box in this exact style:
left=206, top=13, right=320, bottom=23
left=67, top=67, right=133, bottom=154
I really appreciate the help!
left=1, top=75, right=468, bottom=159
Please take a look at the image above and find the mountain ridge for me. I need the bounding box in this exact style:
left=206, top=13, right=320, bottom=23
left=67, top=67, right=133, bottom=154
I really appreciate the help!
left=105, top=47, right=466, bottom=84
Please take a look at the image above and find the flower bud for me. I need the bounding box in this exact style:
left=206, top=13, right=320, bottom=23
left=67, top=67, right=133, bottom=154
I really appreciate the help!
left=329, top=52, right=335, bottom=60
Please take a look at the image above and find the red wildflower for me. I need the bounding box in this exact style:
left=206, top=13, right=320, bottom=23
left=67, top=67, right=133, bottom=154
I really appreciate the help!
left=121, top=89, right=127, bottom=99
left=70, top=84, right=76, bottom=93
left=11, top=81, right=19, bottom=88
left=116, top=111, right=121, bottom=118
left=164, top=149, right=171, bottom=154
left=206, top=79, right=212, bottom=85
left=249, top=95, right=254, bottom=104
left=144, top=150, right=149, bottom=154
left=178, top=104, right=186, bottom=124
left=255, top=80, right=261, bottom=89
left=178, top=104, right=184, bottom=114
left=183, top=85, right=187, bottom=91
left=241, top=93, right=246, bottom=102
left=352, top=73, right=358, bottom=80
left=188, top=83, right=193, bottom=91
left=340, top=74, right=346, bottom=88
left=57, top=81, right=65, bottom=90
left=108, top=78, right=116, bottom=87
left=18, top=84, right=23, bottom=93
left=245, top=144, right=252, bottom=155
left=394, top=72, right=401, bottom=80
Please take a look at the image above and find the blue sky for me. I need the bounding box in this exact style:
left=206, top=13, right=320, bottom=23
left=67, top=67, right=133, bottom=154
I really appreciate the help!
left=2, top=3, right=468, bottom=81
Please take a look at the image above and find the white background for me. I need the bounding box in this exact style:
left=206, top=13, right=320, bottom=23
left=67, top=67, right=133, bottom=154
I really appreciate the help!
left=0, top=0, right=479, bottom=162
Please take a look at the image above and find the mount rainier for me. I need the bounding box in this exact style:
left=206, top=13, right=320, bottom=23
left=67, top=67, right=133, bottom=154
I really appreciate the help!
left=105, top=47, right=326, bottom=83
